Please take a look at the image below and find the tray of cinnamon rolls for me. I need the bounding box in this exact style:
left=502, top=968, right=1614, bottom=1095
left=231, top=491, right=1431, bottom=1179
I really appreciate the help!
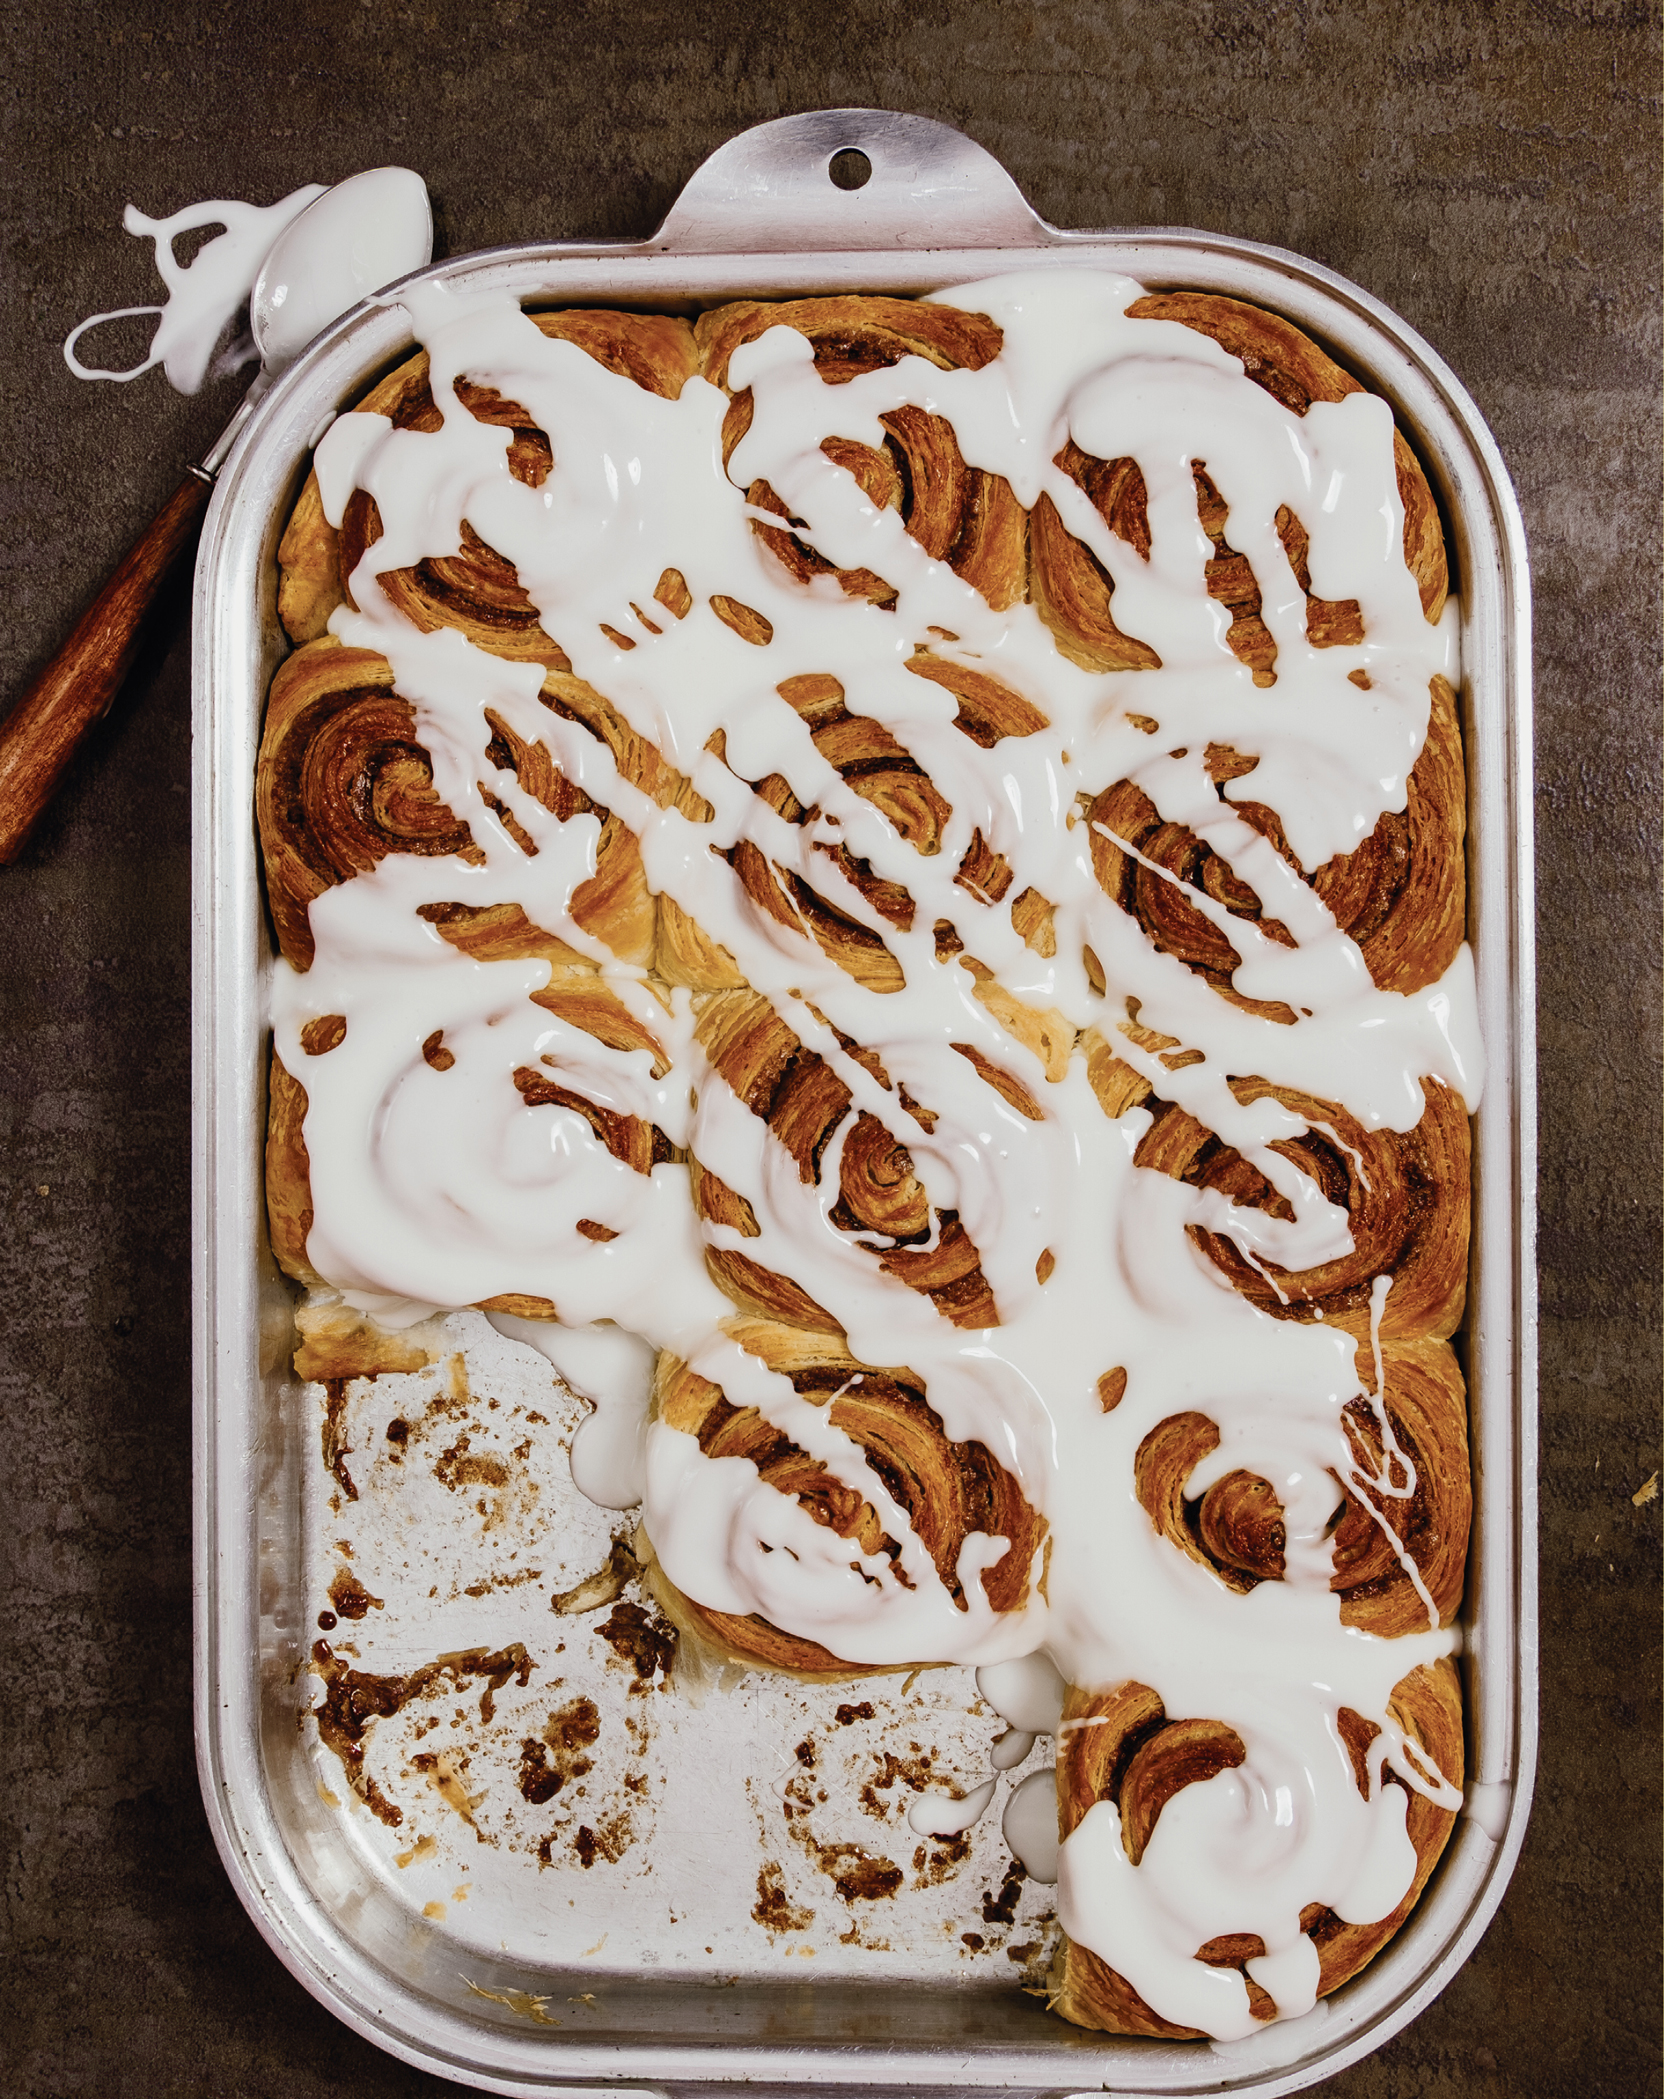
left=191, top=110, right=1536, bottom=2094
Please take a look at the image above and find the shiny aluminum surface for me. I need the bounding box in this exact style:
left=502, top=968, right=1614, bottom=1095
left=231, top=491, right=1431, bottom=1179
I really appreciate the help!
left=191, top=108, right=1537, bottom=2097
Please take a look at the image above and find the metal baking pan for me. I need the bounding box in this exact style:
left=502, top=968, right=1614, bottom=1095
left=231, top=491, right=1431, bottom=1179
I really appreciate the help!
left=191, top=108, right=1538, bottom=2097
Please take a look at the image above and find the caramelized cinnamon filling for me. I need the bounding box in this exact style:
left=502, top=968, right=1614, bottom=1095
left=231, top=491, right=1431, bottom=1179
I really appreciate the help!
left=659, top=1339, right=1043, bottom=1634
left=1132, top=1075, right=1470, bottom=1336
left=776, top=672, right=954, bottom=853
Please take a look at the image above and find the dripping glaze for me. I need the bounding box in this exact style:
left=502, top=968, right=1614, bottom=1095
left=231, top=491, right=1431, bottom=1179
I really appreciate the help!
left=268, top=269, right=1481, bottom=2039
left=65, top=187, right=325, bottom=392
left=65, top=168, right=431, bottom=395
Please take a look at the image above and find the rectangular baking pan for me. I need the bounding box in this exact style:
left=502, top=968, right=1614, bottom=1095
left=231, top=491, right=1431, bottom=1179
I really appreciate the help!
left=191, top=108, right=1538, bottom=2097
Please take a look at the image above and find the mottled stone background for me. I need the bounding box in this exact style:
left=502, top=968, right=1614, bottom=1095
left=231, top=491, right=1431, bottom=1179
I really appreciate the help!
left=1, top=4, right=1658, bottom=2094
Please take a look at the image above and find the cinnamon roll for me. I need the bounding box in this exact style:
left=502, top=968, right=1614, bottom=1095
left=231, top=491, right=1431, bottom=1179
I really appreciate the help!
left=1088, top=675, right=1466, bottom=1001
left=687, top=989, right=1002, bottom=1333
left=1124, top=291, right=1449, bottom=625
left=647, top=1320, right=1045, bottom=1677
left=277, top=310, right=699, bottom=654
left=1051, top=1656, right=1464, bottom=2034
left=257, top=638, right=483, bottom=972
left=264, top=671, right=652, bottom=979
left=1131, top=1072, right=1470, bottom=1342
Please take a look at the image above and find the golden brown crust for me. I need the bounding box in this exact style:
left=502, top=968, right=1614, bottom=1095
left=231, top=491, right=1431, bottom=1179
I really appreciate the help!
left=526, top=307, right=701, bottom=399
left=694, top=989, right=854, bottom=1184
left=1029, top=491, right=1163, bottom=676
left=1309, top=675, right=1467, bottom=993
left=479, top=702, right=659, bottom=966
left=1029, top=445, right=1164, bottom=676
left=720, top=838, right=908, bottom=994
left=1127, top=291, right=1362, bottom=418
left=266, top=1049, right=322, bottom=1287
left=649, top=1320, right=1045, bottom=1676
left=904, top=651, right=1050, bottom=746
left=655, top=892, right=747, bottom=991
left=412, top=896, right=591, bottom=975
left=275, top=473, right=343, bottom=645
left=1052, top=1679, right=1252, bottom=2037
left=776, top=671, right=952, bottom=857
left=1081, top=1026, right=1155, bottom=1121
left=695, top=295, right=1006, bottom=392
left=541, top=668, right=714, bottom=816
left=292, top=1297, right=439, bottom=1382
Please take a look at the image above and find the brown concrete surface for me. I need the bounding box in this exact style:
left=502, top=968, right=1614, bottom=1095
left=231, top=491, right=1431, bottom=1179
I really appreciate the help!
left=1, top=4, right=1657, bottom=2094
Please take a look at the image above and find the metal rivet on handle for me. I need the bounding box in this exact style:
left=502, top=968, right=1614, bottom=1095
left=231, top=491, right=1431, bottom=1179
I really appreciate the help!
left=827, top=147, right=873, bottom=191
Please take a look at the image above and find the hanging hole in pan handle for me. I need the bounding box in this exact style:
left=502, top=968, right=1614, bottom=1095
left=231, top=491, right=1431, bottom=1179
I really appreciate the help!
left=827, top=147, right=873, bottom=192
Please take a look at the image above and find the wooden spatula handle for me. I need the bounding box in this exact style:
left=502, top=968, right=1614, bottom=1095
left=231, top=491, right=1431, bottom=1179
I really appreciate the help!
left=0, top=468, right=212, bottom=864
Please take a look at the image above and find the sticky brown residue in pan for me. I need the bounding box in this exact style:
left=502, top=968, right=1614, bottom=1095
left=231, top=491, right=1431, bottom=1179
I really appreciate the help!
left=593, top=1600, right=678, bottom=1687
left=311, top=1640, right=534, bottom=1826
left=752, top=1861, right=815, bottom=1932
left=517, top=1696, right=602, bottom=1804
left=327, top=1565, right=384, bottom=1620
left=322, top=1378, right=358, bottom=1501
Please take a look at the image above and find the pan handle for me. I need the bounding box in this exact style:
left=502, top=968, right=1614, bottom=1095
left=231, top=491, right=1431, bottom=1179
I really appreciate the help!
left=652, top=109, right=1056, bottom=257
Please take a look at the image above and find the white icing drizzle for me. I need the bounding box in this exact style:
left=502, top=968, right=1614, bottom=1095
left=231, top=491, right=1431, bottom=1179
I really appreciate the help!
left=65, top=187, right=324, bottom=392
left=249, top=168, right=432, bottom=373
left=487, top=1310, right=656, bottom=1510
left=908, top=1778, right=998, bottom=1837
left=65, top=170, right=430, bottom=398
left=268, top=269, right=1483, bottom=2037
left=990, top=1727, right=1036, bottom=1771
left=978, top=1653, right=1066, bottom=1736
left=1004, top=1766, right=1062, bottom=1883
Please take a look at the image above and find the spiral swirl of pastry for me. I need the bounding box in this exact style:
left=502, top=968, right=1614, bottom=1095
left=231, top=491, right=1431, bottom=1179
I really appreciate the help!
left=1132, top=1074, right=1471, bottom=1341
left=1050, top=1657, right=1463, bottom=2034
left=688, top=989, right=1002, bottom=1332
left=697, top=296, right=1026, bottom=613
left=1131, top=1335, right=1470, bottom=1636
left=257, top=638, right=482, bottom=971
left=647, top=1320, right=1046, bottom=1677
left=256, top=637, right=662, bottom=972
left=1089, top=677, right=1465, bottom=1002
